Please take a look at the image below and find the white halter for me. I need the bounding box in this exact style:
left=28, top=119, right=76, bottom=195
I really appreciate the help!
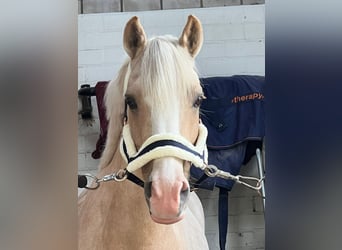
left=120, top=123, right=208, bottom=173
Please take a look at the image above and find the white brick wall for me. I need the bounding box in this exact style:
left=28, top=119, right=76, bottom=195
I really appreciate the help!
left=78, top=5, right=265, bottom=250
left=78, top=5, right=264, bottom=88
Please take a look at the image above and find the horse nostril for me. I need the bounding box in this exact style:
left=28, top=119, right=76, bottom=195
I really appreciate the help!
left=144, top=181, right=152, bottom=199
left=180, top=187, right=189, bottom=201
left=181, top=180, right=189, bottom=192
left=180, top=181, right=190, bottom=203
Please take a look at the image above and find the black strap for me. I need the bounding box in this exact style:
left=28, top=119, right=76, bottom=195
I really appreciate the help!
left=77, top=171, right=144, bottom=189
left=123, top=102, right=128, bottom=122
left=219, top=188, right=229, bottom=250
left=192, top=173, right=210, bottom=189
left=126, top=171, right=144, bottom=188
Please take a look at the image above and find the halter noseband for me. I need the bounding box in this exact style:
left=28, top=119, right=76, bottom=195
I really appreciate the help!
left=120, top=123, right=208, bottom=173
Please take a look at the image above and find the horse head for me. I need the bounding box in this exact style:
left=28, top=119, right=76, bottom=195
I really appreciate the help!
left=108, top=15, right=204, bottom=224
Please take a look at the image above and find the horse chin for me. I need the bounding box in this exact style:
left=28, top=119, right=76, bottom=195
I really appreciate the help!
left=150, top=213, right=185, bottom=225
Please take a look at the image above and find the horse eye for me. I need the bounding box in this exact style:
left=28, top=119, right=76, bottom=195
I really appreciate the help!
left=193, top=95, right=205, bottom=108
left=125, top=96, right=138, bottom=110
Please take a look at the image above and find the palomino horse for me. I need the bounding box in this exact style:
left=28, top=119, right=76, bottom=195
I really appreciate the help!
left=78, top=15, right=209, bottom=250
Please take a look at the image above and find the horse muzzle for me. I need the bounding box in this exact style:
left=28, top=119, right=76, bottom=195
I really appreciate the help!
left=144, top=178, right=190, bottom=224
left=119, top=123, right=208, bottom=224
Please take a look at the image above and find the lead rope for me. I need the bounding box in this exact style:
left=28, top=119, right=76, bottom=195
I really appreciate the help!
left=203, top=164, right=264, bottom=192
left=78, top=169, right=143, bottom=190
left=78, top=163, right=264, bottom=192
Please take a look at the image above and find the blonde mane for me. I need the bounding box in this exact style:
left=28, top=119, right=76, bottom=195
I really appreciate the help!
left=98, top=60, right=129, bottom=170
left=140, top=35, right=199, bottom=112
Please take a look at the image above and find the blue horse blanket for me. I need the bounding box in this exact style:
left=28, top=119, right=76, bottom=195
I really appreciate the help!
left=190, top=75, right=265, bottom=190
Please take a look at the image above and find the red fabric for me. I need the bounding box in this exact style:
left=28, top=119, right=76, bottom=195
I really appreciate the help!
left=91, top=81, right=109, bottom=159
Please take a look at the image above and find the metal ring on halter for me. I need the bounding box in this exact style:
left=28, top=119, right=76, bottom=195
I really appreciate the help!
left=114, top=169, right=128, bottom=182
left=83, top=173, right=100, bottom=190
left=204, top=164, right=218, bottom=177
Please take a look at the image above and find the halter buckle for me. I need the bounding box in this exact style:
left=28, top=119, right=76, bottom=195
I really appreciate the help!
left=114, top=169, right=128, bottom=182
left=82, top=174, right=100, bottom=190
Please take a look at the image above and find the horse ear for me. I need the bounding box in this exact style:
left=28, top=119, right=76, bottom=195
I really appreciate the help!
left=123, top=16, right=147, bottom=59
left=179, top=15, right=203, bottom=58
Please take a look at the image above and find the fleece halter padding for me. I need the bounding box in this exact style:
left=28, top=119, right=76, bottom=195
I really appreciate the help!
left=120, top=123, right=208, bottom=173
